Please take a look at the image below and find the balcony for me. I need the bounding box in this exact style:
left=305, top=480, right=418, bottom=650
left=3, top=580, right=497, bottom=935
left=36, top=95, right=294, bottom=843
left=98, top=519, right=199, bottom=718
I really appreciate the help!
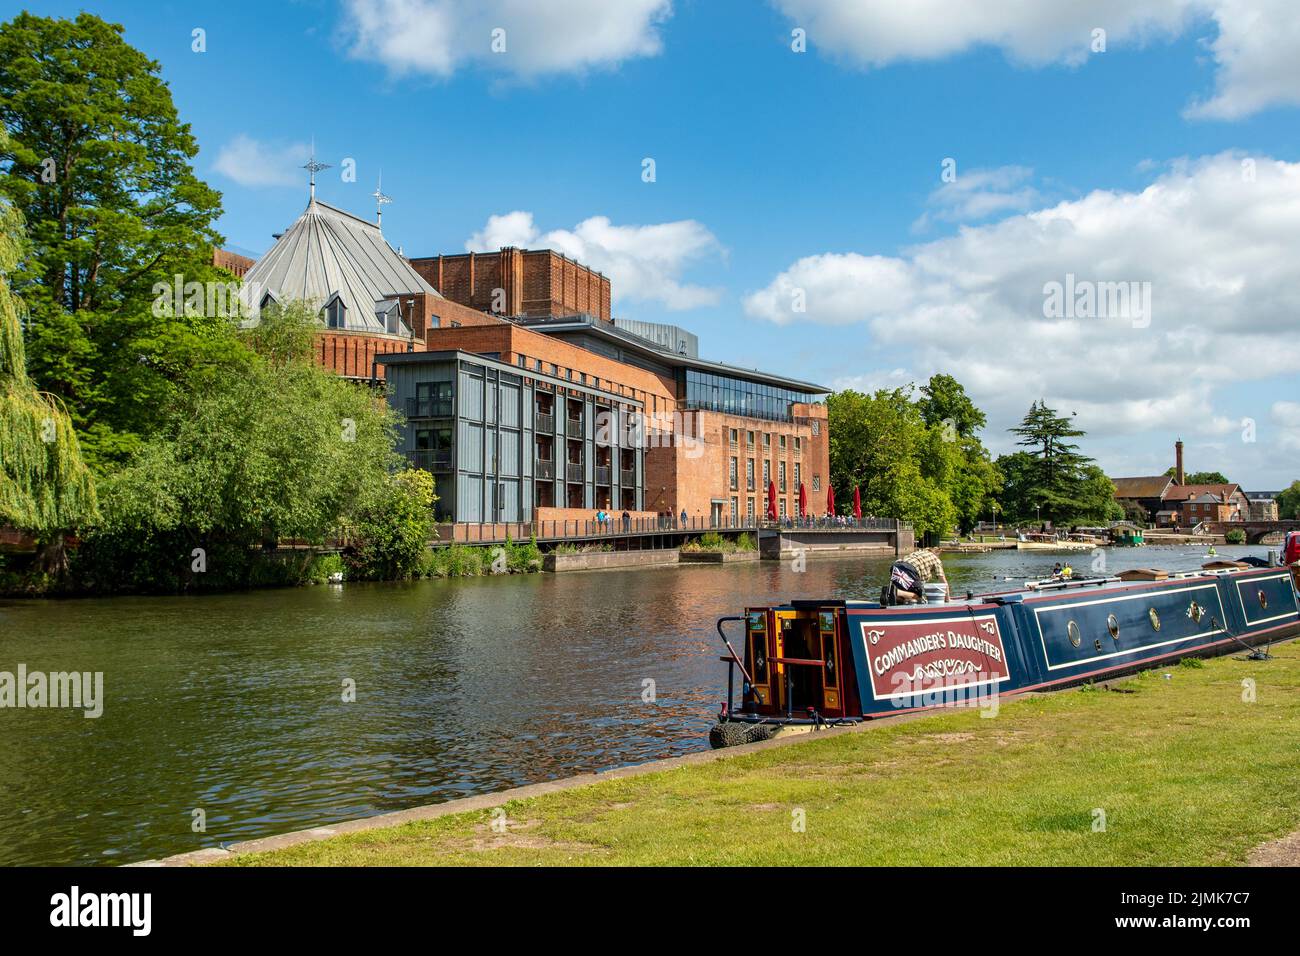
left=406, top=398, right=453, bottom=419
left=566, top=418, right=583, bottom=438
left=566, top=462, right=584, bottom=483
left=536, top=458, right=555, bottom=480
left=407, top=449, right=452, bottom=471
left=535, top=411, right=554, bottom=433
left=620, top=468, right=635, bottom=486
left=595, top=465, right=611, bottom=485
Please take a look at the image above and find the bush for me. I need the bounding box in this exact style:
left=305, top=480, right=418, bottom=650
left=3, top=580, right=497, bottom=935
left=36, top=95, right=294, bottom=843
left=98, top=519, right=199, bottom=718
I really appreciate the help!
left=346, top=469, right=437, bottom=581
left=1224, top=529, right=1246, bottom=545
left=682, top=531, right=754, bottom=553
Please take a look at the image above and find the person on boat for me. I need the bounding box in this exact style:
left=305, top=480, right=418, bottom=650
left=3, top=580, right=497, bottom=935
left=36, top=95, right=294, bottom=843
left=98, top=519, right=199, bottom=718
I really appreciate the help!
left=882, top=547, right=948, bottom=605
left=1051, top=562, right=1063, bottom=578
left=1061, top=562, right=1074, bottom=579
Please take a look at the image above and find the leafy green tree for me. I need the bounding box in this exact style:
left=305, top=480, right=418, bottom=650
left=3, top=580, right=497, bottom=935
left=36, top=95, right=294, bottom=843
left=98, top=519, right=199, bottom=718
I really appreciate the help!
left=827, top=388, right=957, bottom=536
left=0, top=12, right=229, bottom=470
left=917, top=373, right=987, bottom=438
left=78, top=304, right=419, bottom=592
left=1007, top=400, right=1091, bottom=523
left=346, top=469, right=437, bottom=581
left=1277, top=482, right=1300, bottom=521
left=0, top=146, right=96, bottom=573
left=1164, top=468, right=1230, bottom=485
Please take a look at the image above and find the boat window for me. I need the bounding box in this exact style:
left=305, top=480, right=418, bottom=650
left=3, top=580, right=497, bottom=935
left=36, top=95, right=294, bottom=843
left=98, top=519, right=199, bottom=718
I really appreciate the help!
left=1258, top=590, right=1268, bottom=610
left=1188, top=600, right=1203, bottom=623
left=1067, top=621, right=1082, bottom=647
left=1149, top=608, right=1161, bottom=631
left=1107, top=613, right=1120, bottom=640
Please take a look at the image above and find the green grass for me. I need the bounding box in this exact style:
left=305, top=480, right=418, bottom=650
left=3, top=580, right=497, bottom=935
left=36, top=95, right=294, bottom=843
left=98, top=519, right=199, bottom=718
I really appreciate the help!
left=225, top=642, right=1300, bottom=866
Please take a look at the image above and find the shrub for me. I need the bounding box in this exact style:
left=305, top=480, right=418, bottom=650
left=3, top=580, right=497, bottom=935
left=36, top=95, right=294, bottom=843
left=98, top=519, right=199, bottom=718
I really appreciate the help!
left=346, top=469, right=437, bottom=581
left=1224, top=529, right=1246, bottom=545
left=307, top=553, right=345, bottom=584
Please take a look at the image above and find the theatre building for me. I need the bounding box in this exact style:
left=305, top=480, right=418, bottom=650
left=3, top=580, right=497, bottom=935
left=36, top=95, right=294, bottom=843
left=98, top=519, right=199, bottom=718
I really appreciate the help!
left=231, top=195, right=830, bottom=531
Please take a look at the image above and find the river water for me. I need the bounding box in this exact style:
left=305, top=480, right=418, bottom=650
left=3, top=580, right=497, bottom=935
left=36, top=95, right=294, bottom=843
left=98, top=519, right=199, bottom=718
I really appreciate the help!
left=0, top=543, right=1268, bottom=865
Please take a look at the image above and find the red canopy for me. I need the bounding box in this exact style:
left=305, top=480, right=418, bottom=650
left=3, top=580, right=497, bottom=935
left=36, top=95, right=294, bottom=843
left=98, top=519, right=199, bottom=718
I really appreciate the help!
left=766, top=480, right=777, bottom=520
left=798, top=482, right=807, bottom=518
left=853, top=486, right=862, bottom=520
left=827, top=485, right=835, bottom=515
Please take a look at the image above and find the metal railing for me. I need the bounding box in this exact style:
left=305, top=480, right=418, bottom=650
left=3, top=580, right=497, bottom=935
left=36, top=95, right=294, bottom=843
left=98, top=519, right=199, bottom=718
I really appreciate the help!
left=620, top=469, right=635, bottom=486
left=566, top=418, right=582, bottom=437
left=595, top=465, right=611, bottom=485
left=535, top=411, right=554, bottom=432
left=535, top=459, right=555, bottom=480
left=407, top=449, right=452, bottom=471
left=431, top=515, right=911, bottom=546
left=406, top=398, right=453, bottom=419
left=565, top=462, right=583, bottom=482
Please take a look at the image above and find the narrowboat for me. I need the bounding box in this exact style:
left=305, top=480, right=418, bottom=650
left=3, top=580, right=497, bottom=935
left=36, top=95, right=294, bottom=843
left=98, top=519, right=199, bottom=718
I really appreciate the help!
left=709, top=561, right=1300, bottom=748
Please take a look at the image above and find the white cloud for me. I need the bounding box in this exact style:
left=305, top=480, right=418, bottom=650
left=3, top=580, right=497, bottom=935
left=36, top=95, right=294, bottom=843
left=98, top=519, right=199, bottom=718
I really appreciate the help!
left=212, top=135, right=310, bottom=188
left=466, top=211, right=724, bottom=310
left=744, top=152, right=1300, bottom=446
left=1273, top=401, right=1300, bottom=451
left=340, top=0, right=672, bottom=78
left=913, top=165, right=1040, bottom=232
left=773, top=0, right=1300, bottom=120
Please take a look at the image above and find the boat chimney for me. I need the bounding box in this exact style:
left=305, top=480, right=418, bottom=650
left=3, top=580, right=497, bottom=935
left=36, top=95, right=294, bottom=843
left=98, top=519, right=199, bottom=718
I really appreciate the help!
left=1175, top=439, right=1185, bottom=485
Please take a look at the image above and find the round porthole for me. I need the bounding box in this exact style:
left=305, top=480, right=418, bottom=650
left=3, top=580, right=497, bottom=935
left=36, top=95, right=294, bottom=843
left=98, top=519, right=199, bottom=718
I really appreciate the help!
left=1107, top=613, right=1120, bottom=640
left=1187, top=600, right=1204, bottom=623
left=1258, top=590, right=1268, bottom=610
left=1149, top=607, right=1161, bottom=631
left=1067, top=620, right=1082, bottom=647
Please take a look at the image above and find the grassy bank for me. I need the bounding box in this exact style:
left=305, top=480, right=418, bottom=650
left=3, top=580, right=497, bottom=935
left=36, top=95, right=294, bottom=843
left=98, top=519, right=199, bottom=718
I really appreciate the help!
left=680, top=531, right=757, bottom=554
left=224, top=640, right=1300, bottom=866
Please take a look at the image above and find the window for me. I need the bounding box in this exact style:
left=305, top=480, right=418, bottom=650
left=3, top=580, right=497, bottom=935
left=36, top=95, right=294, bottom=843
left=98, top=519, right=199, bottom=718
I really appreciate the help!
left=746, top=497, right=754, bottom=521
left=324, top=296, right=346, bottom=329
left=763, top=433, right=771, bottom=449
left=415, top=381, right=453, bottom=417
left=812, top=474, right=821, bottom=493
left=747, top=430, right=754, bottom=447
left=794, top=437, right=801, bottom=454
left=794, top=463, right=801, bottom=490
left=729, top=428, right=738, bottom=448
left=729, top=457, right=738, bottom=491
left=779, top=435, right=787, bottom=451
left=746, top=459, right=754, bottom=491
left=779, top=498, right=786, bottom=518
left=779, top=461, right=787, bottom=493
left=731, top=497, right=738, bottom=522
left=763, top=460, right=770, bottom=488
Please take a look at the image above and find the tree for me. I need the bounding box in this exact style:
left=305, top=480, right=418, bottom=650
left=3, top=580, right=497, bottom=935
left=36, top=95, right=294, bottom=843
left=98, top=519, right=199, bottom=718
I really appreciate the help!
left=0, top=12, right=229, bottom=470
left=1165, top=468, right=1230, bottom=485
left=917, top=373, right=987, bottom=438
left=1278, top=482, right=1300, bottom=521
left=0, top=138, right=96, bottom=573
left=78, top=304, right=426, bottom=592
left=1006, top=400, right=1092, bottom=523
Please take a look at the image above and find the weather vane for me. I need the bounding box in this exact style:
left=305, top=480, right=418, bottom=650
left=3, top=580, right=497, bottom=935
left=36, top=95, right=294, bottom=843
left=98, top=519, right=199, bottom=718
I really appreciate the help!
left=372, top=173, right=392, bottom=227
left=303, top=138, right=331, bottom=201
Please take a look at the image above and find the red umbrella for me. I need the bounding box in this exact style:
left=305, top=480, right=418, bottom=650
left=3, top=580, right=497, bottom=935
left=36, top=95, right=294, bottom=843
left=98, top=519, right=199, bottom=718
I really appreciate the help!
left=798, top=482, right=807, bottom=518
left=853, top=486, right=862, bottom=521
left=766, top=480, right=777, bottom=520
left=827, top=485, right=835, bottom=516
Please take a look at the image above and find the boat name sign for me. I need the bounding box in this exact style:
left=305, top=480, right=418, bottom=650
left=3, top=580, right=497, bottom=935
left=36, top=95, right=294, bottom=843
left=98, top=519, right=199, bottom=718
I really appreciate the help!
left=860, top=615, right=1011, bottom=700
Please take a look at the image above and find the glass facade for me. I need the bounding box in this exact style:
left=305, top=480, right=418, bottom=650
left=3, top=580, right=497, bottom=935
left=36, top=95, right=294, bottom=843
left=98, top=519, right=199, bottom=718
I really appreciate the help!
left=681, top=369, right=816, bottom=423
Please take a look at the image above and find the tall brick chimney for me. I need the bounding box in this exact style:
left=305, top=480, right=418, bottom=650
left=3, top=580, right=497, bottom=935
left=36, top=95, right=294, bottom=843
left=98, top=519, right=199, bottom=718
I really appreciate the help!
left=1175, top=439, right=1185, bottom=485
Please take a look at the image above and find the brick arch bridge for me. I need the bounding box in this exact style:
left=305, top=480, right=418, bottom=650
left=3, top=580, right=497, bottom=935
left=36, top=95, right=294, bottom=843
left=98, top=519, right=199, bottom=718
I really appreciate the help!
left=1203, top=520, right=1300, bottom=545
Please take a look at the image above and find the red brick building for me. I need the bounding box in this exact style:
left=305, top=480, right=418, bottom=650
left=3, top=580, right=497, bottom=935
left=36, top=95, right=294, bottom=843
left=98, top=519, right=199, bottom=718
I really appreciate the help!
left=228, top=198, right=831, bottom=527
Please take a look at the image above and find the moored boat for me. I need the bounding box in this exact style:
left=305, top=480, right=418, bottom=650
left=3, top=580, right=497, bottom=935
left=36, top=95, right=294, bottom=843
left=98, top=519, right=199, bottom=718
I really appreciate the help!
left=709, top=560, right=1300, bottom=747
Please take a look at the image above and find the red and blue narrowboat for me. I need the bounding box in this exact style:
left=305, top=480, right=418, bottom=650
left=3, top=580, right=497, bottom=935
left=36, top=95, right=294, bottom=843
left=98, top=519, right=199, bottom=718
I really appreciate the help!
left=709, top=560, right=1300, bottom=747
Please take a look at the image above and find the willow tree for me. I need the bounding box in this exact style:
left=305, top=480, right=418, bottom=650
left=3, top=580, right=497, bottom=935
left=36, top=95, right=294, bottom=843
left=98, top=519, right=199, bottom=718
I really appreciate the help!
left=0, top=160, right=96, bottom=571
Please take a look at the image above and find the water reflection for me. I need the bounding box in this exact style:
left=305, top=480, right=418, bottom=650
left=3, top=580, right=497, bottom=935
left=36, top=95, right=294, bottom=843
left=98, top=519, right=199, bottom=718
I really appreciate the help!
left=0, top=545, right=1259, bottom=864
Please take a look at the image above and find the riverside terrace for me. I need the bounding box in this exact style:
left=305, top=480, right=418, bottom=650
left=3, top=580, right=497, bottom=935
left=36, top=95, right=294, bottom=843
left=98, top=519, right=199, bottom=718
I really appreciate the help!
left=434, top=515, right=915, bottom=560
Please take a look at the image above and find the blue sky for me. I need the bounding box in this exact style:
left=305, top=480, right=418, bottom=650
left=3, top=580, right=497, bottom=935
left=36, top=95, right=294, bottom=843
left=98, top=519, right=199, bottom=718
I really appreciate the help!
left=16, top=0, right=1300, bottom=487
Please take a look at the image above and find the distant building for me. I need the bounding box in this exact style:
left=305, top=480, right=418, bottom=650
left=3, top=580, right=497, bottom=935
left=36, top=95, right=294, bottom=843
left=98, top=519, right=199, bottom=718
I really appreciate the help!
left=1109, top=440, right=1248, bottom=525
left=1245, top=493, right=1280, bottom=521
left=1111, top=475, right=1175, bottom=522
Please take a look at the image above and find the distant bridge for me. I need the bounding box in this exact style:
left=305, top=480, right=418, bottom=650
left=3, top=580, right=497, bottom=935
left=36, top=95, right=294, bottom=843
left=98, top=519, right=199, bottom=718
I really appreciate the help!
left=1202, top=520, right=1300, bottom=545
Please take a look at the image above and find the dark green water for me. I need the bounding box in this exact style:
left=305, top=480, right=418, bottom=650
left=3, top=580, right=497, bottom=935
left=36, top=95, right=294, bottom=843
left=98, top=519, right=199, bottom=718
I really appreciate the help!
left=0, top=544, right=1266, bottom=865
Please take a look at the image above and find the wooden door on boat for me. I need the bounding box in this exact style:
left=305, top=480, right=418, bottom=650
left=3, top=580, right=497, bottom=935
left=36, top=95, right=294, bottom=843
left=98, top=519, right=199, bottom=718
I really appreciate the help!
left=773, top=608, right=843, bottom=717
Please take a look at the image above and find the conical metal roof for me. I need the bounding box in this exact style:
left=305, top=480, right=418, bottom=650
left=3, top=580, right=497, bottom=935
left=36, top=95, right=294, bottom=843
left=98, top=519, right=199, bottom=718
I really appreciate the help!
left=241, top=199, right=439, bottom=333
